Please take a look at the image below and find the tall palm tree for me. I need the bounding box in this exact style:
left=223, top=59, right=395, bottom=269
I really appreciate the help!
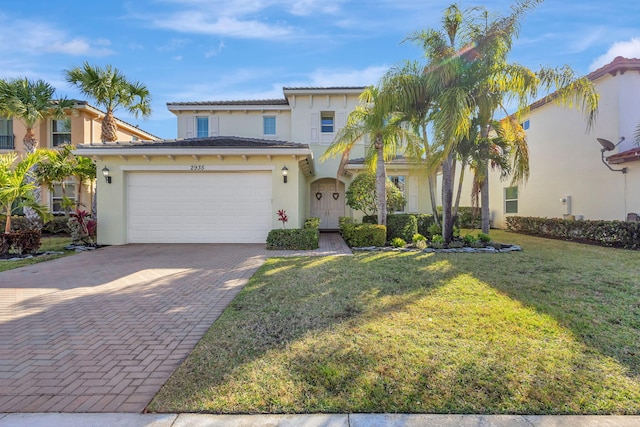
left=65, top=62, right=151, bottom=143
left=321, top=86, right=414, bottom=226
left=0, top=151, right=51, bottom=233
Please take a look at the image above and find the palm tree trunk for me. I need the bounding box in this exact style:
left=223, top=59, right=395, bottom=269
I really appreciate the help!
left=441, top=153, right=455, bottom=243
left=453, top=160, right=467, bottom=218
left=422, top=126, right=440, bottom=226
left=22, top=128, right=42, bottom=228
left=375, top=136, right=387, bottom=227
left=481, top=172, right=490, bottom=233
left=480, top=124, right=491, bottom=234
left=101, top=111, right=119, bottom=142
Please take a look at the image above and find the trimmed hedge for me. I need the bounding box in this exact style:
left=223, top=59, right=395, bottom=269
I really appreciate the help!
left=387, top=214, right=418, bottom=242
left=266, top=229, right=319, bottom=250
left=436, top=206, right=481, bottom=229
left=506, top=216, right=640, bottom=249
left=339, top=217, right=386, bottom=247
left=361, top=214, right=435, bottom=241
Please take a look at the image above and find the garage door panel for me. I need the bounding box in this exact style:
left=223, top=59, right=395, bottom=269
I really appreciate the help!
left=127, top=172, right=273, bottom=243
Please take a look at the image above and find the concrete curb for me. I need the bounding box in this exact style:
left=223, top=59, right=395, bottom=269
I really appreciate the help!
left=1, top=413, right=640, bottom=427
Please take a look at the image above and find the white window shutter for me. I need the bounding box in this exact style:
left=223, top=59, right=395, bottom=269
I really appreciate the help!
left=185, top=115, right=194, bottom=138
left=310, top=112, right=318, bottom=142
left=337, top=112, right=345, bottom=132
left=408, top=176, right=418, bottom=213
left=210, top=116, right=219, bottom=137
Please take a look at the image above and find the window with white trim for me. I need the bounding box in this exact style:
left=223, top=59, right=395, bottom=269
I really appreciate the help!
left=263, top=116, right=276, bottom=135
left=505, top=186, right=518, bottom=214
left=51, top=182, right=76, bottom=214
left=196, top=116, right=209, bottom=137
left=389, top=175, right=406, bottom=212
left=321, top=111, right=334, bottom=133
left=51, top=118, right=71, bottom=147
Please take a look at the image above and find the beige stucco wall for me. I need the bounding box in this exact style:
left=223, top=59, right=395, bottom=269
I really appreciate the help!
left=454, top=70, right=640, bottom=228
left=94, top=154, right=304, bottom=245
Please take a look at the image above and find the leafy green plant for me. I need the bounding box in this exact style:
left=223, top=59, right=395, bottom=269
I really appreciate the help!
left=304, top=217, right=321, bottom=229
left=463, top=234, right=478, bottom=246
left=413, top=233, right=426, bottom=242
left=68, top=209, right=96, bottom=245
left=344, top=173, right=406, bottom=216
left=415, top=239, right=427, bottom=249
left=477, top=232, right=492, bottom=244
left=430, top=234, right=445, bottom=249
left=344, top=224, right=386, bottom=247
left=427, top=223, right=442, bottom=238
left=391, top=237, right=406, bottom=248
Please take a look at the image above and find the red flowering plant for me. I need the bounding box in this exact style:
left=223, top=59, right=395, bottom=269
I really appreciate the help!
left=277, top=209, right=288, bottom=229
left=68, top=209, right=96, bottom=246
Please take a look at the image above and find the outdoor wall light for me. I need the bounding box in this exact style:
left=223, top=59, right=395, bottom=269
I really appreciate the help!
left=102, top=166, right=112, bottom=184
left=281, top=165, right=288, bottom=183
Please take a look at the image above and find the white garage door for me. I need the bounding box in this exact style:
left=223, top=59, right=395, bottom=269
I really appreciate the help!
left=127, top=172, right=272, bottom=243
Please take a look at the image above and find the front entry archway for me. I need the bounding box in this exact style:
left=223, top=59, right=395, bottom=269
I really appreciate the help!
left=311, top=178, right=345, bottom=230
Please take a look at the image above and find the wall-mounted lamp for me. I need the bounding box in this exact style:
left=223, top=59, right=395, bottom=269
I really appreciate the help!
left=281, top=165, right=288, bottom=183
left=102, top=166, right=112, bottom=184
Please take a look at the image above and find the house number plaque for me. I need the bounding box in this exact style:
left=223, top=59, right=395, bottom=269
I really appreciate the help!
left=190, top=165, right=205, bottom=171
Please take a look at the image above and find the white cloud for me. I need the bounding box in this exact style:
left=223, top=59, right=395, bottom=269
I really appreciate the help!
left=152, top=12, right=293, bottom=39
left=0, top=16, right=114, bottom=57
left=205, top=41, right=226, bottom=58
left=589, top=38, right=640, bottom=71
left=305, top=65, right=390, bottom=87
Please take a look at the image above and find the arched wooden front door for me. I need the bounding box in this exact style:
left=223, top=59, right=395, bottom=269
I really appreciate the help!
left=310, top=179, right=345, bottom=230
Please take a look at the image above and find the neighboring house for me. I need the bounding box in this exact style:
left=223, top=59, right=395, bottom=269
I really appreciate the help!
left=75, top=87, right=430, bottom=244
left=1, top=101, right=158, bottom=214
left=467, top=56, right=640, bottom=228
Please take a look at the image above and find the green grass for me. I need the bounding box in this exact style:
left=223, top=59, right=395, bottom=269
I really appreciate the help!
left=148, top=230, right=640, bottom=415
left=0, top=236, right=74, bottom=272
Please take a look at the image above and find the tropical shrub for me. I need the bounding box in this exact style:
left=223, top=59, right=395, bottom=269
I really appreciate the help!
left=415, top=214, right=435, bottom=236
left=427, top=223, right=442, bottom=238
left=412, top=233, right=426, bottom=243
left=2, top=230, right=42, bottom=255
left=304, top=217, right=321, bottom=229
left=266, top=229, right=319, bottom=250
left=430, top=234, right=445, bottom=249
left=277, top=209, right=288, bottom=229
left=386, top=214, right=418, bottom=243
left=391, top=237, right=406, bottom=248
left=477, top=232, right=492, bottom=244
left=345, top=173, right=406, bottom=216
left=463, top=234, right=478, bottom=246
left=43, top=216, right=71, bottom=234
left=415, top=239, right=427, bottom=249
left=68, top=210, right=96, bottom=245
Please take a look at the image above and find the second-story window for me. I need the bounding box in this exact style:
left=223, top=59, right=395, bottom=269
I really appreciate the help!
left=321, top=111, right=334, bottom=133
left=51, top=118, right=71, bottom=147
left=0, top=117, right=13, bottom=149
left=196, top=116, right=209, bottom=137
left=263, top=116, right=276, bottom=135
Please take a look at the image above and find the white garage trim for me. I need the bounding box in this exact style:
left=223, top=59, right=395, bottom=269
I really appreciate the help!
left=126, top=171, right=273, bottom=244
left=120, top=165, right=275, bottom=171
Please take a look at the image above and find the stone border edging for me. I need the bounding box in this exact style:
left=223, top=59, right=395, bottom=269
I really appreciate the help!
left=353, top=244, right=522, bottom=253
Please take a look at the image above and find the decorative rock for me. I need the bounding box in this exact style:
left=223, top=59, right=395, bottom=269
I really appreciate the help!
left=422, top=248, right=436, bottom=253
left=351, top=243, right=522, bottom=254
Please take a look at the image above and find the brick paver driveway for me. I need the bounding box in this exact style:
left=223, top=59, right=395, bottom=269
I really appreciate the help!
left=0, top=238, right=351, bottom=414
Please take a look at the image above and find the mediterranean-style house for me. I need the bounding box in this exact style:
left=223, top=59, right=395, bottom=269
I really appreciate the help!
left=463, top=56, right=640, bottom=228
left=74, top=87, right=430, bottom=244
left=1, top=101, right=158, bottom=213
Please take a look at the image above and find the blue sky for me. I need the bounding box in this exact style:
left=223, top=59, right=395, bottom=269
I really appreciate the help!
left=1, top=0, right=639, bottom=139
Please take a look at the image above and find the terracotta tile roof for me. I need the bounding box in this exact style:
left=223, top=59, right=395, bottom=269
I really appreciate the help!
left=606, top=146, right=640, bottom=164
left=76, top=135, right=308, bottom=149
left=529, top=57, right=640, bottom=112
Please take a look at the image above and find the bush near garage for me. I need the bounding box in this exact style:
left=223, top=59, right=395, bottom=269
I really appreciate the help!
left=266, top=228, right=319, bottom=250
left=506, top=216, right=640, bottom=249
left=0, top=229, right=42, bottom=256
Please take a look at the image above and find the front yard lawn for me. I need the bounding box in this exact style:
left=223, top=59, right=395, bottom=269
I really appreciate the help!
left=149, top=230, right=640, bottom=415
left=0, top=236, right=74, bottom=272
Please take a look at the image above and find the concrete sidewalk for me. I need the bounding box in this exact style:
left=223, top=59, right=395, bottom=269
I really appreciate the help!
left=1, top=413, right=639, bottom=426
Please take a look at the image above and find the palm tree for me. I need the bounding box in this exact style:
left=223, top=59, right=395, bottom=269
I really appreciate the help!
left=321, top=86, right=414, bottom=226
left=65, top=62, right=151, bottom=143
left=35, top=145, right=76, bottom=215
left=396, top=2, right=598, bottom=241
left=0, top=78, right=73, bottom=153
left=0, top=151, right=51, bottom=233
left=72, top=156, right=96, bottom=211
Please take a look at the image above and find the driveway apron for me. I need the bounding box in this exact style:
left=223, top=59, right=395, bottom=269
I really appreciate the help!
left=0, top=234, right=351, bottom=413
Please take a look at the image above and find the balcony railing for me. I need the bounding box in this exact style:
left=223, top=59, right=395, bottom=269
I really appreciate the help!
left=0, top=135, right=15, bottom=149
